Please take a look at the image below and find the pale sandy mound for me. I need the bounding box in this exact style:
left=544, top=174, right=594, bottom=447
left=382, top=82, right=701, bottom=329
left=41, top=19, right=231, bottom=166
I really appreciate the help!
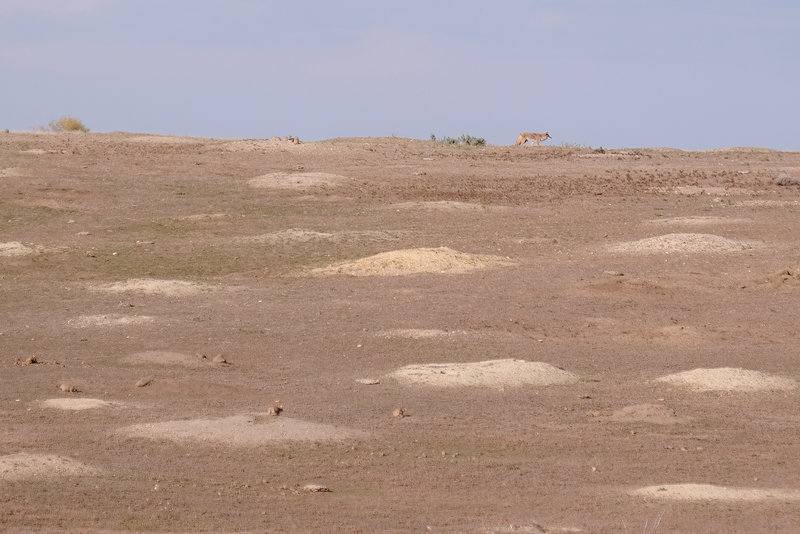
left=238, top=228, right=333, bottom=243
left=630, top=483, right=800, bottom=502
left=91, top=278, right=213, bottom=297
left=386, top=359, right=579, bottom=388
left=224, top=139, right=309, bottom=152
left=645, top=216, right=750, bottom=226
left=609, top=404, right=691, bottom=425
left=68, top=314, right=155, bottom=327
left=739, top=199, right=800, bottom=207
left=248, top=172, right=351, bottom=190
left=0, top=241, right=35, bottom=257
left=0, top=453, right=101, bottom=481
left=41, top=398, right=118, bottom=410
left=178, top=212, right=228, bottom=221
left=609, top=233, right=755, bottom=254
left=0, top=167, right=23, bottom=177
left=125, top=351, right=212, bottom=367
left=117, top=414, right=364, bottom=446
left=376, top=328, right=468, bottom=339
left=656, top=367, right=797, bottom=392
left=311, top=247, right=516, bottom=277
left=389, top=201, right=505, bottom=212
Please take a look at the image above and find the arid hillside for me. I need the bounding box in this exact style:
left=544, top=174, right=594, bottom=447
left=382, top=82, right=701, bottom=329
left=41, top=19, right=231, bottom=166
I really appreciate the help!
left=2, top=132, right=800, bottom=533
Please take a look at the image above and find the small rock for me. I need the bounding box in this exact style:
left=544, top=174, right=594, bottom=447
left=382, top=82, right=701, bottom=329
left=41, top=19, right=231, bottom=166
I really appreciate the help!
left=135, top=376, right=154, bottom=388
left=76, top=231, right=91, bottom=236
left=302, top=484, right=330, bottom=493
left=603, top=270, right=624, bottom=276
left=26, top=355, right=38, bottom=365
left=393, top=408, right=405, bottom=418
left=212, top=354, right=228, bottom=364
left=267, top=405, right=283, bottom=416
left=59, top=383, right=79, bottom=393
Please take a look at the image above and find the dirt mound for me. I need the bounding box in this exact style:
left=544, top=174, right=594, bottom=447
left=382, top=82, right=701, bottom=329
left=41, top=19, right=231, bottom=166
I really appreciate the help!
left=0, top=453, right=101, bottom=481
left=0, top=241, right=35, bottom=257
left=630, top=483, right=800, bottom=502
left=310, top=247, right=516, bottom=277
left=389, top=201, right=507, bottom=212
left=236, top=229, right=401, bottom=245
left=248, top=172, right=350, bottom=190
left=609, top=403, right=691, bottom=424
left=117, top=414, right=365, bottom=446
left=376, top=328, right=468, bottom=339
left=609, top=233, right=755, bottom=254
left=239, top=228, right=333, bottom=243
left=177, top=212, right=228, bottom=221
left=645, top=216, right=750, bottom=226
left=656, top=367, right=797, bottom=392
left=90, top=279, right=214, bottom=297
left=739, top=199, right=800, bottom=207
left=41, top=398, right=119, bottom=410
left=386, top=359, right=579, bottom=388
left=125, top=351, right=216, bottom=367
left=0, top=167, right=23, bottom=177
left=67, top=314, right=155, bottom=327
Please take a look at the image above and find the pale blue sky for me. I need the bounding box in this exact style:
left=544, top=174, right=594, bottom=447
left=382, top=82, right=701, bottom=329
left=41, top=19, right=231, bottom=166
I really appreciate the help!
left=2, top=0, right=798, bottom=149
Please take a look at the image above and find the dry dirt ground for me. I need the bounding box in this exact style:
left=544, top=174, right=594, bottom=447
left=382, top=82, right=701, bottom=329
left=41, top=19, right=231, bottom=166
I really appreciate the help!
left=2, top=132, right=800, bottom=533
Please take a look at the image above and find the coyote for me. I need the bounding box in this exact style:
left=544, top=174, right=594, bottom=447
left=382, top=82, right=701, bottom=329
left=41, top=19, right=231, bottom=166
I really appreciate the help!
left=515, top=132, right=551, bottom=146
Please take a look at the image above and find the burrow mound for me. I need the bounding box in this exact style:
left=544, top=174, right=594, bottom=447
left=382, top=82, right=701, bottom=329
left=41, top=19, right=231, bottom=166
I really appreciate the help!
left=656, top=367, right=797, bottom=392
left=310, top=247, right=516, bottom=277
left=248, top=172, right=350, bottom=190
left=67, top=314, right=155, bottom=327
left=236, top=228, right=400, bottom=245
left=0, top=241, right=36, bottom=257
left=376, top=328, right=468, bottom=339
left=90, top=278, right=214, bottom=297
left=41, top=398, right=119, bottom=411
left=645, top=216, right=750, bottom=227
left=0, top=453, right=101, bottom=481
left=630, top=483, right=800, bottom=502
left=117, top=414, right=365, bottom=446
left=386, top=359, right=579, bottom=388
left=609, top=233, right=755, bottom=254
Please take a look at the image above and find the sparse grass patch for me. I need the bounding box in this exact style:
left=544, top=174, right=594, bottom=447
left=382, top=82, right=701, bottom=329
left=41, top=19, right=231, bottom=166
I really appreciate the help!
left=430, top=134, right=486, bottom=147
left=560, top=142, right=591, bottom=149
left=47, top=116, right=89, bottom=133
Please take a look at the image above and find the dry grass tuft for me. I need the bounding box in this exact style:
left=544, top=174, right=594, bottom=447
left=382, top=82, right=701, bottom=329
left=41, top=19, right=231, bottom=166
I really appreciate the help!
left=48, top=116, right=89, bottom=133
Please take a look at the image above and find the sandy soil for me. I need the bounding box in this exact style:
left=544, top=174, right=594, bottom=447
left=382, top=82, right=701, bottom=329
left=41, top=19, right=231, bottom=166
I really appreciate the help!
left=2, top=132, right=800, bottom=532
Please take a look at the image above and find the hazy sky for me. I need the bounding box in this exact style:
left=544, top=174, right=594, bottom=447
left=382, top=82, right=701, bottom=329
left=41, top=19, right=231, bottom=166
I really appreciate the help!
left=2, top=0, right=798, bottom=149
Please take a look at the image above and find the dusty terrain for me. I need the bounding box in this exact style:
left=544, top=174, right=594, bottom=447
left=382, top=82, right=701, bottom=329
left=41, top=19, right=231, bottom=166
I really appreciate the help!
left=1, top=132, right=800, bottom=533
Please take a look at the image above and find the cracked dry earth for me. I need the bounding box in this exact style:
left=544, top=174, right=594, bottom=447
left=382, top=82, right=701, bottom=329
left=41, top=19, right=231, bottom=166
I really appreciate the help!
left=2, top=132, right=800, bottom=533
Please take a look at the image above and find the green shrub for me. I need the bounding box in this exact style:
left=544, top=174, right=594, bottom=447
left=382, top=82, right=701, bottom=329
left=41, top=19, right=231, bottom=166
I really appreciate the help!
left=48, top=116, right=89, bottom=132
